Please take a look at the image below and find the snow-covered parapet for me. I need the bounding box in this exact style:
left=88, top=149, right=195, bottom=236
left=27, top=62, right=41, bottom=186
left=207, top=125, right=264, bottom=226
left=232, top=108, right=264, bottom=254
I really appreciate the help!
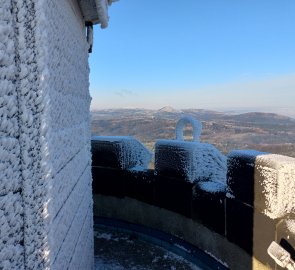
left=255, top=154, right=295, bottom=219
left=155, top=117, right=227, bottom=185
left=156, top=140, right=227, bottom=184
left=227, top=150, right=295, bottom=219
left=92, top=136, right=152, bottom=170
left=227, top=150, right=267, bottom=202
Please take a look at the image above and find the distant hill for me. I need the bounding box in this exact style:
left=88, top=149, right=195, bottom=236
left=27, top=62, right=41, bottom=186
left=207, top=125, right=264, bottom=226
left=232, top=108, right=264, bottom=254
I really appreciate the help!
left=91, top=108, right=295, bottom=158
left=158, top=106, right=181, bottom=113
left=180, top=109, right=295, bottom=124
left=224, top=112, right=295, bottom=124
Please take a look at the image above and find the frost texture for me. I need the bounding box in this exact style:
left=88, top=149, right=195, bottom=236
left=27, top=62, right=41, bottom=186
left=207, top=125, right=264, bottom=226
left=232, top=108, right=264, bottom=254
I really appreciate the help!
left=286, top=219, right=295, bottom=235
left=255, top=154, right=295, bottom=219
left=156, top=116, right=227, bottom=187
left=226, top=150, right=295, bottom=219
left=0, top=0, right=22, bottom=194
left=197, top=181, right=226, bottom=193
left=226, top=149, right=267, bottom=198
left=175, top=116, right=202, bottom=142
left=0, top=1, right=24, bottom=269
left=0, top=193, right=24, bottom=270
left=0, top=0, right=93, bottom=269
left=156, top=140, right=227, bottom=185
left=95, top=0, right=110, bottom=28
left=93, top=136, right=152, bottom=170
left=228, top=149, right=266, bottom=160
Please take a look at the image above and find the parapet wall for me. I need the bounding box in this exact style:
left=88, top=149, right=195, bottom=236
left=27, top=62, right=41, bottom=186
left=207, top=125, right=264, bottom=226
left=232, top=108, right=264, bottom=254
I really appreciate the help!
left=92, top=137, right=295, bottom=270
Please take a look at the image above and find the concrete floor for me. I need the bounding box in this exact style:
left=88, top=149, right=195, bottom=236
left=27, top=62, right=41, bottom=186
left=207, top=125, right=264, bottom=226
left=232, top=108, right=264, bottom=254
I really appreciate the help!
left=94, top=227, right=202, bottom=270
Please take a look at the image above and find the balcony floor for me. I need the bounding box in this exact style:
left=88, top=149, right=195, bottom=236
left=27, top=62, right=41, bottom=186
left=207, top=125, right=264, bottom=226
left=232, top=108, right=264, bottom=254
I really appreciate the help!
left=94, top=227, right=201, bottom=270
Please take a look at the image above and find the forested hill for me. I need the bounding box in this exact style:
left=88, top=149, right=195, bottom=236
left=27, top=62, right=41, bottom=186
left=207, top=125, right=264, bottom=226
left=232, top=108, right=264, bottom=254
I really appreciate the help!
left=91, top=108, right=295, bottom=158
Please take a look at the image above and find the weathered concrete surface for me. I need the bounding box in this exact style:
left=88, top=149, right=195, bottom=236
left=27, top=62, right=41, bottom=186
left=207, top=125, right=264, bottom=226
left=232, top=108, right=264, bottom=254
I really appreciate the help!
left=94, top=227, right=200, bottom=270
left=94, top=194, right=274, bottom=270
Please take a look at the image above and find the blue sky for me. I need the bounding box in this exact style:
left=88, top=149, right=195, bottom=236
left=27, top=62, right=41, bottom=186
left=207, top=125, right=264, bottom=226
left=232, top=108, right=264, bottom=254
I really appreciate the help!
left=89, top=0, right=295, bottom=110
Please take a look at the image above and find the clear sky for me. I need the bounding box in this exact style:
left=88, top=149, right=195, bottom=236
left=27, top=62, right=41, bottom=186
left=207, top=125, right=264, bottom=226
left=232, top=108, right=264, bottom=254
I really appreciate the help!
left=89, top=0, right=295, bottom=111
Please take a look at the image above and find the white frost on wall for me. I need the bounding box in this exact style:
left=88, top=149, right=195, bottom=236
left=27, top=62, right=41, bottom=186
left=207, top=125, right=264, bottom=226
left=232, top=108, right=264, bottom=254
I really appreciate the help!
left=0, top=2, right=21, bottom=192
left=1, top=0, right=93, bottom=269
left=92, top=136, right=152, bottom=170
left=254, top=154, right=295, bottom=219
left=156, top=116, right=227, bottom=186
left=286, top=219, right=295, bottom=235
left=156, top=140, right=227, bottom=184
left=0, top=193, right=24, bottom=270
left=0, top=1, right=24, bottom=269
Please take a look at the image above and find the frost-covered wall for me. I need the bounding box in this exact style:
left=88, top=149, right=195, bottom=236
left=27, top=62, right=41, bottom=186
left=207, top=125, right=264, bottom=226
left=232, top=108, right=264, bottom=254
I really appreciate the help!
left=1, top=0, right=93, bottom=269
left=0, top=1, right=24, bottom=268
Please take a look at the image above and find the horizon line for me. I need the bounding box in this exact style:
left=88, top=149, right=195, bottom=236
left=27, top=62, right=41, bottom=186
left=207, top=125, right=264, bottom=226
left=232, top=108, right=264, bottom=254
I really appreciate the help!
left=90, top=106, right=295, bottom=119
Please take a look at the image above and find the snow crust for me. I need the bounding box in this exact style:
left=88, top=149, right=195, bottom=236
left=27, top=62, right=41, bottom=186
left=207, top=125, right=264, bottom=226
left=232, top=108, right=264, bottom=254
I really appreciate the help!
left=226, top=149, right=267, bottom=198
left=197, top=181, right=226, bottom=193
left=254, top=154, right=295, bottom=219
left=92, top=136, right=152, bottom=170
left=227, top=149, right=266, bottom=159
left=0, top=0, right=93, bottom=269
left=0, top=1, right=21, bottom=195
left=176, top=116, right=202, bottom=142
left=156, top=139, right=227, bottom=185
left=0, top=1, right=24, bottom=268
left=227, top=150, right=295, bottom=219
left=100, top=0, right=119, bottom=27
left=286, top=219, right=295, bottom=235
left=0, top=193, right=24, bottom=270
left=95, top=0, right=109, bottom=28
left=29, top=0, right=93, bottom=268
left=156, top=116, right=227, bottom=189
